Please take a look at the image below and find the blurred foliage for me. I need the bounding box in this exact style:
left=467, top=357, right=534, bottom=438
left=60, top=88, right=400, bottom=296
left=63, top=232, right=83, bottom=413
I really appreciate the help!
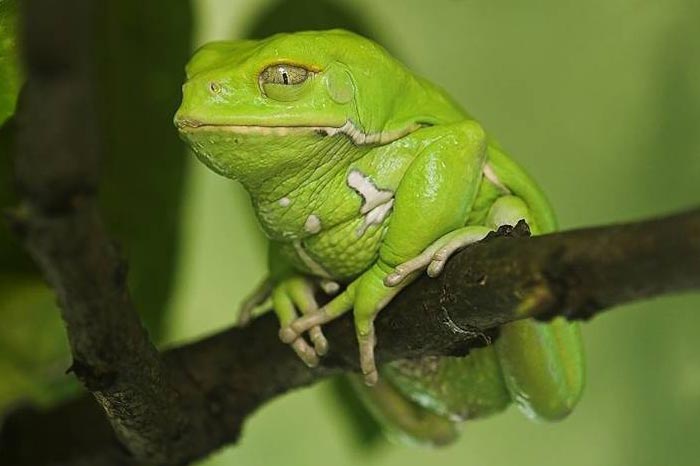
left=0, top=0, right=191, bottom=412
left=0, top=0, right=20, bottom=126
left=247, top=0, right=378, bottom=42
left=0, top=0, right=29, bottom=272
left=93, top=0, right=191, bottom=333
left=0, top=0, right=61, bottom=412
left=0, top=277, right=76, bottom=406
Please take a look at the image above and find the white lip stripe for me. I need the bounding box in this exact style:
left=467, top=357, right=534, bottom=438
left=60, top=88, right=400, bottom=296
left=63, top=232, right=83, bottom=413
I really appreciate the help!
left=182, top=120, right=421, bottom=146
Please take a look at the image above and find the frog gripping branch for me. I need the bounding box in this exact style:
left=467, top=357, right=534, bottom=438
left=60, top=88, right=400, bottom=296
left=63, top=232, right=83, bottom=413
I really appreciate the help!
left=175, top=29, right=584, bottom=444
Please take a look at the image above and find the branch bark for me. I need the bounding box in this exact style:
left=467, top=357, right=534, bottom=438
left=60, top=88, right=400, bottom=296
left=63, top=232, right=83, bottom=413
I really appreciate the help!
left=2, top=1, right=700, bottom=465
left=6, top=0, right=212, bottom=464
left=2, top=207, right=700, bottom=466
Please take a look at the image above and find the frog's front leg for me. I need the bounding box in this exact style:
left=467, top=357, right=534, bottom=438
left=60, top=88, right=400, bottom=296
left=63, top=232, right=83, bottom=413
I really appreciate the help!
left=281, top=121, right=487, bottom=384
left=237, top=277, right=273, bottom=326
left=280, top=263, right=402, bottom=384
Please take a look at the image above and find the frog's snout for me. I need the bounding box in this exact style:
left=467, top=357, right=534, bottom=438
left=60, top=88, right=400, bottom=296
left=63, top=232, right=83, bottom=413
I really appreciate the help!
left=173, top=117, right=202, bottom=130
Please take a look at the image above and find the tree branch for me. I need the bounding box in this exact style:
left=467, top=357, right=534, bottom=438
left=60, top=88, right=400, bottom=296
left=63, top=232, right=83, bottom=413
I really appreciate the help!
left=4, top=0, right=222, bottom=464
left=3, top=198, right=699, bottom=466
left=2, top=1, right=699, bottom=465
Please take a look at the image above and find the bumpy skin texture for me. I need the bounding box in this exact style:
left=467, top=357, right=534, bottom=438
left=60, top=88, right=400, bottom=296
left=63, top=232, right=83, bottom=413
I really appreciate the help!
left=175, top=29, right=585, bottom=444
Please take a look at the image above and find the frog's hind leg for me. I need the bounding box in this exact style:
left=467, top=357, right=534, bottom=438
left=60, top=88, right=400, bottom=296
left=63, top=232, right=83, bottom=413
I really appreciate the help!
left=485, top=196, right=586, bottom=421
left=351, top=344, right=511, bottom=446
left=348, top=374, right=459, bottom=447
left=384, top=194, right=585, bottom=422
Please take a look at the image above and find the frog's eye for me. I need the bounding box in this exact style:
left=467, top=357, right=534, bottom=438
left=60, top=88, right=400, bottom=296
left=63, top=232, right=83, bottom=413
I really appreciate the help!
left=259, top=64, right=310, bottom=85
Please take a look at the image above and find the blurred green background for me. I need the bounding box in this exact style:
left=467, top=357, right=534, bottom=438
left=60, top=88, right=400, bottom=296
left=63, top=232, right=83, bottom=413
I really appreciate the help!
left=2, top=0, right=700, bottom=465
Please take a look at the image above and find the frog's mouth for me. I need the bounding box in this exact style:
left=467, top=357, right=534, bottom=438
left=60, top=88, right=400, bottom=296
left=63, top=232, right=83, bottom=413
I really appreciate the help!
left=176, top=121, right=341, bottom=138
left=175, top=119, right=421, bottom=146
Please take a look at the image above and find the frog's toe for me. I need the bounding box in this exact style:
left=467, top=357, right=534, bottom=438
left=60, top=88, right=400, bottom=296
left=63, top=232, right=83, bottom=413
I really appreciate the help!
left=238, top=300, right=269, bottom=326
left=280, top=311, right=330, bottom=358
left=428, top=227, right=493, bottom=277
left=286, top=287, right=355, bottom=359
left=290, top=338, right=319, bottom=367
left=358, top=329, right=378, bottom=386
left=237, top=278, right=273, bottom=326
left=281, top=277, right=330, bottom=355
left=290, top=309, right=333, bottom=336
left=384, top=243, right=446, bottom=287
left=427, top=248, right=452, bottom=277
left=427, top=238, right=472, bottom=277
left=284, top=310, right=331, bottom=357
left=384, top=259, right=428, bottom=287
left=236, top=306, right=253, bottom=327
left=308, top=325, right=329, bottom=356
left=363, top=368, right=379, bottom=386
left=279, top=326, right=299, bottom=344
left=384, top=266, right=411, bottom=287
left=319, top=279, right=341, bottom=295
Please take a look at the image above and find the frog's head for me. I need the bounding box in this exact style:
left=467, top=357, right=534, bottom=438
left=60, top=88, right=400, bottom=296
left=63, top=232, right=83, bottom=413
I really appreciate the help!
left=174, top=30, right=460, bottom=183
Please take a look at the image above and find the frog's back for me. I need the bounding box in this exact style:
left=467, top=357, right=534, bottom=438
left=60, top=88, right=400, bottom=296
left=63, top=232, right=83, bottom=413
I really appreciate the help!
left=392, top=54, right=556, bottom=232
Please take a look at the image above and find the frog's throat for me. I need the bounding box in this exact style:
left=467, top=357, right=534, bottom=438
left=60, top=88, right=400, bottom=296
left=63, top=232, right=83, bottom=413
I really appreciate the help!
left=178, top=119, right=422, bottom=146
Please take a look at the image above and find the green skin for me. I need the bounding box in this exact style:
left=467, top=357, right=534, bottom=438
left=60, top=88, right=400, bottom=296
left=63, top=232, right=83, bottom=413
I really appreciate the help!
left=175, top=29, right=585, bottom=444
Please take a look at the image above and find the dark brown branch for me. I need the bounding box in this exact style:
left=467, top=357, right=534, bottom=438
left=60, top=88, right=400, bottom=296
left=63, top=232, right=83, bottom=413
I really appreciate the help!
left=164, top=207, right=700, bottom=418
left=3, top=1, right=700, bottom=465
left=5, top=0, right=214, bottom=465
left=3, top=203, right=699, bottom=466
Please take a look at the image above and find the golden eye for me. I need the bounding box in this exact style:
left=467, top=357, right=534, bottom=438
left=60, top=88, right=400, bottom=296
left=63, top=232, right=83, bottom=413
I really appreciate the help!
left=260, top=64, right=309, bottom=85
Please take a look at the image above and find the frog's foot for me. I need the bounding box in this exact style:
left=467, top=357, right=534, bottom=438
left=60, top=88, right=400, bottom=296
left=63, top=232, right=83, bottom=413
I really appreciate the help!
left=426, top=227, right=492, bottom=277
left=384, top=226, right=492, bottom=287
left=279, top=285, right=356, bottom=351
left=353, top=269, right=402, bottom=386
left=276, top=299, right=319, bottom=368
left=273, top=277, right=330, bottom=365
left=281, top=280, right=383, bottom=385
left=237, top=277, right=272, bottom=326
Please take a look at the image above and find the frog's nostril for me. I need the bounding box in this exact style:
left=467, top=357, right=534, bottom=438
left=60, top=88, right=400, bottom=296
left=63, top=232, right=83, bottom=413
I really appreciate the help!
left=209, top=81, right=222, bottom=94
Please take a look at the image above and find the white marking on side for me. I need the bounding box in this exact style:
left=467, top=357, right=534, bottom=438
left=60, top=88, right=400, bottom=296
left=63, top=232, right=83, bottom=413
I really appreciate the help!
left=483, top=163, right=510, bottom=194
left=357, top=199, right=395, bottom=236
left=278, top=197, right=291, bottom=207
left=346, top=169, right=395, bottom=236
left=347, top=170, right=394, bottom=214
left=293, top=241, right=331, bottom=278
left=304, top=214, right=322, bottom=234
